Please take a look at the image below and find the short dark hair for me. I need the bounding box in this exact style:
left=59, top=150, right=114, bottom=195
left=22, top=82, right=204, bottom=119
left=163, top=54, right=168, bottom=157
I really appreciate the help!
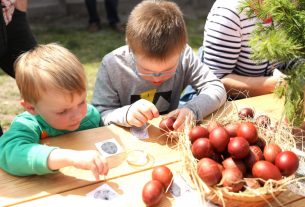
left=126, top=0, right=188, bottom=60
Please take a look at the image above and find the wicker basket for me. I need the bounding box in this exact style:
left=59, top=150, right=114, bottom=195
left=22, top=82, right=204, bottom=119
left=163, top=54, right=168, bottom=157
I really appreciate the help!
left=207, top=189, right=282, bottom=207
left=178, top=107, right=300, bottom=207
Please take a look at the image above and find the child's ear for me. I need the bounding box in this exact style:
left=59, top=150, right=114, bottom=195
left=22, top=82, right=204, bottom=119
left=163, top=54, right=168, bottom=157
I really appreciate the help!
left=20, top=100, right=37, bottom=115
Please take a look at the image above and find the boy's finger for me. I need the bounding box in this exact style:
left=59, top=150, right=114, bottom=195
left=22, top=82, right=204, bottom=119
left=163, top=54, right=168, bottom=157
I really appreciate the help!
left=100, top=156, right=109, bottom=175
left=139, top=106, right=154, bottom=120
left=173, top=119, right=182, bottom=130
left=132, top=116, right=146, bottom=127
left=139, top=101, right=158, bottom=120
left=101, top=157, right=109, bottom=175
left=134, top=112, right=148, bottom=125
left=91, top=164, right=100, bottom=181
left=95, top=156, right=108, bottom=176
left=165, top=110, right=178, bottom=119
left=128, top=111, right=146, bottom=127
left=176, top=124, right=185, bottom=132
left=150, top=105, right=159, bottom=118
left=173, top=112, right=185, bottom=129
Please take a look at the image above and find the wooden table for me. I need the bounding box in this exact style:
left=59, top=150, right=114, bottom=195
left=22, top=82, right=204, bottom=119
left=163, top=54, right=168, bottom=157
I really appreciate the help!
left=0, top=120, right=180, bottom=206
left=1, top=94, right=304, bottom=207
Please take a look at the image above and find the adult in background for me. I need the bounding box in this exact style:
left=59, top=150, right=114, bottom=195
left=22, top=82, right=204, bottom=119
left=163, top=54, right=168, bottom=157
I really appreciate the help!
left=0, top=0, right=36, bottom=78
left=85, top=0, right=122, bottom=32
left=201, top=0, right=286, bottom=99
left=0, top=0, right=37, bottom=136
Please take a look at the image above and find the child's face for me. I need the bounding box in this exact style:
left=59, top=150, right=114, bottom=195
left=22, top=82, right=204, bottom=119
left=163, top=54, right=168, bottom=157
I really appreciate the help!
left=134, top=52, right=180, bottom=86
left=24, top=89, right=87, bottom=131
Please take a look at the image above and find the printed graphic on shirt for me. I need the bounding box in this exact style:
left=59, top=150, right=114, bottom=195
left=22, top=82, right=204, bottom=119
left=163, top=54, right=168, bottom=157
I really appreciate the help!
left=130, top=90, right=172, bottom=114
left=140, top=89, right=156, bottom=102
left=40, top=130, right=48, bottom=139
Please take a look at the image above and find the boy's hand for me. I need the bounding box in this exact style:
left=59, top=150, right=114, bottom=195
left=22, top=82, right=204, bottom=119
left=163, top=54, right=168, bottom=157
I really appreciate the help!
left=166, top=108, right=195, bottom=131
left=48, top=149, right=109, bottom=181
left=71, top=150, right=109, bottom=180
left=126, top=99, right=159, bottom=127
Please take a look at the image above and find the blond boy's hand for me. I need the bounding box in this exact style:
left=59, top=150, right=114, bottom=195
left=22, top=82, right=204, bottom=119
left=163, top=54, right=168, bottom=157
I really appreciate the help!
left=126, top=99, right=159, bottom=127
left=48, top=149, right=109, bottom=181
left=166, top=108, right=195, bottom=131
left=70, top=150, right=109, bottom=180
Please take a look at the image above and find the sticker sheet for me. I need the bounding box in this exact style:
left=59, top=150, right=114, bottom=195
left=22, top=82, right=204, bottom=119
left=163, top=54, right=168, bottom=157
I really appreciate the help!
left=95, top=138, right=124, bottom=157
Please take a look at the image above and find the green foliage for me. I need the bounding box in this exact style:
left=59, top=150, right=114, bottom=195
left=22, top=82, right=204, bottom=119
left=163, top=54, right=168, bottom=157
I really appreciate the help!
left=276, top=62, right=305, bottom=125
left=33, top=27, right=125, bottom=64
left=250, top=27, right=303, bottom=62
left=241, top=0, right=305, bottom=126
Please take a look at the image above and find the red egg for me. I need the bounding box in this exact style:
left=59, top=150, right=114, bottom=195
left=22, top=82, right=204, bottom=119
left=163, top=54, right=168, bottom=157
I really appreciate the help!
left=191, top=138, right=214, bottom=159
left=142, top=180, right=164, bottom=206
left=152, top=165, right=173, bottom=189
left=217, top=163, right=224, bottom=172
left=245, top=145, right=263, bottom=169
left=275, top=151, right=299, bottom=176
left=256, top=115, right=271, bottom=128
left=228, top=137, right=250, bottom=159
left=209, top=127, right=230, bottom=153
left=159, top=117, right=175, bottom=132
left=225, top=122, right=240, bottom=137
left=221, top=168, right=244, bottom=192
left=252, top=160, right=282, bottom=181
left=222, top=157, right=246, bottom=175
left=197, top=158, right=222, bottom=186
left=189, top=126, right=209, bottom=143
left=238, top=107, right=254, bottom=119
left=263, top=144, right=282, bottom=163
left=237, top=122, right=258, bottom=144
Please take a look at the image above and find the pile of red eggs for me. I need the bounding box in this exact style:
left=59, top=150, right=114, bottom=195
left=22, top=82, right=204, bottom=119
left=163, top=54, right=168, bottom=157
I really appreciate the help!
left=189, top=108, right=299, bottom=192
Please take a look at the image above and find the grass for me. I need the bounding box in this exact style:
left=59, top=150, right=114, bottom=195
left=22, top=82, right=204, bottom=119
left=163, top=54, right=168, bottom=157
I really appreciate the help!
left=0, top=15, right=205, bottom=132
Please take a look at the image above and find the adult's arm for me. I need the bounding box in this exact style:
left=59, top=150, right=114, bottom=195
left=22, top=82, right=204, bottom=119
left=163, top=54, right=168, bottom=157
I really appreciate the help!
left=222, top=73, right=278, bottom=98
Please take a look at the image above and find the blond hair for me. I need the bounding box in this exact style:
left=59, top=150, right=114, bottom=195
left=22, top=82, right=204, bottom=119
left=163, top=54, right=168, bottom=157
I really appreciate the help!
left=15, top=43, right=86, bottom=104
left=126, top=0, right=187, bottom=59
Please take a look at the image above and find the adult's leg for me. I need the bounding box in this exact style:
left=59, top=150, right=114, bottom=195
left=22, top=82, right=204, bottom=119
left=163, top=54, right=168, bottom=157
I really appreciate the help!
left=0, top=6, right=7, bottom=136
left=104, top=0, right=119, bottom=26
left=84, top=0, right=100, bottom=24
left=0, top=5, right=7, bottom=62
left=0, top=9, right=36, bottom=78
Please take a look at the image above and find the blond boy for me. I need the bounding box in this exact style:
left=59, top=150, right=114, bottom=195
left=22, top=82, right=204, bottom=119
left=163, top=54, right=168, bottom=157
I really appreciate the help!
left=0, top=43, right=108, bottom=179
left=92, top=0, right=226, bottom=130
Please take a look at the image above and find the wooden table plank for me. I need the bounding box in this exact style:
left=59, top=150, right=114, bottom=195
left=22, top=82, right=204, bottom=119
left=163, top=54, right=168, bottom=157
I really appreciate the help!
left=269, top=190, right=305, bottom=207
left=12, top=163, right=193, bottom=207
left=208, top=94, right=285, bottom=122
